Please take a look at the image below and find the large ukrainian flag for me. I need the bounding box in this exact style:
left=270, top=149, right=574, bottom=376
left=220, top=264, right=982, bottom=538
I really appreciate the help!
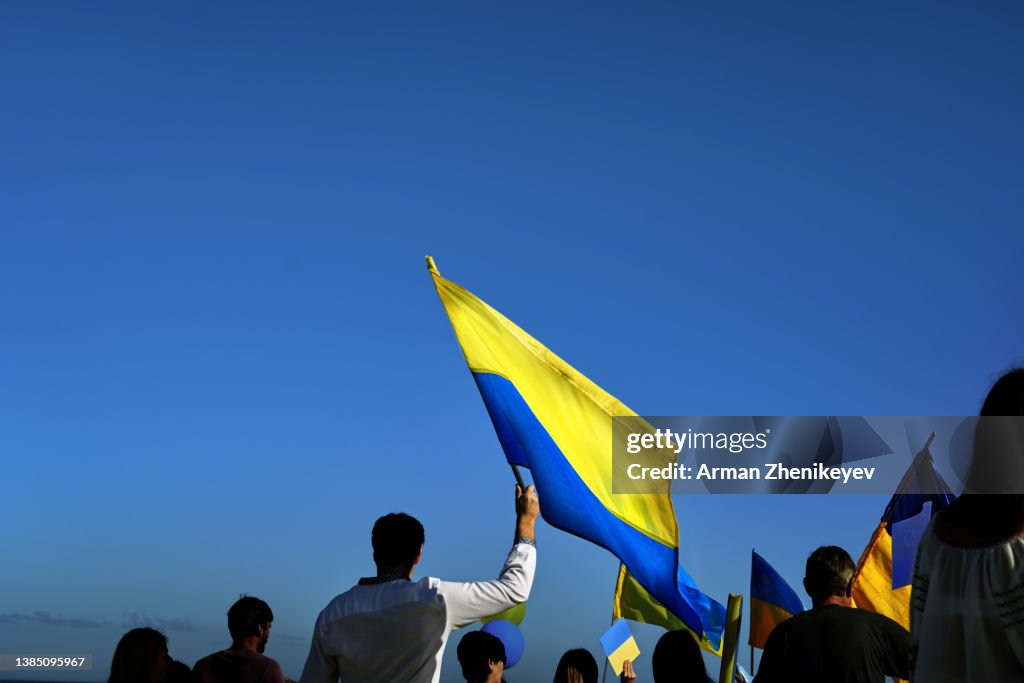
left=851, top=441, right=954, bottom=629
left=428, top=257, right=725, bottom=651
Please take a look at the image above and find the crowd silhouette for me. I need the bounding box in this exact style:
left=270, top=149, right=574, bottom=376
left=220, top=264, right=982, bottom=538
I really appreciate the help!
left=106, top=370, right=1023, bottom=683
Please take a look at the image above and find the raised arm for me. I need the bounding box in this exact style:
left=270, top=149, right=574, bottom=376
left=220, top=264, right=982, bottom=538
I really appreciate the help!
left=514, top=484, right=539, bottom=544
left=440, top=485, right=539, bottom=629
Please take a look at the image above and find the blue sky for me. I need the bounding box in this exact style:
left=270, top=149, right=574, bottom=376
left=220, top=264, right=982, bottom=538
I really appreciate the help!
left=2, top=2, right=1023, bottom=681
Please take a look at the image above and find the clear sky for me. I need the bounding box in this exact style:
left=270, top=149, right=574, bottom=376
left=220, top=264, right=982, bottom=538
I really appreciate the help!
left=2, top=2, right=1023, bottom=682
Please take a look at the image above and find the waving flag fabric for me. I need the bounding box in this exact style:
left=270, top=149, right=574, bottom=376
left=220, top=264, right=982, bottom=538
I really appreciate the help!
left=749, top=550, right=804, bottom=648
left=428, top=257, right=725, bottom=652
left=851, top=440, right=954, bottom=628
left=613, top=562, right=727, bottom=655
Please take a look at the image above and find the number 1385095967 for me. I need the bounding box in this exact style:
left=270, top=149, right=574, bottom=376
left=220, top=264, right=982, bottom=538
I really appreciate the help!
left=0, top=654, right=92, bottom=670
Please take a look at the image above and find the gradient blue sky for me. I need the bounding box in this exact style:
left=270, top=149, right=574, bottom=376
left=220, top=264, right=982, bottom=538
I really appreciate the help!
left=3, top=3, right=1023, bottom=681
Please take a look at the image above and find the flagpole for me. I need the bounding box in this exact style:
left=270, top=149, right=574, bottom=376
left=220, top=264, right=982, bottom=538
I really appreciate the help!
left=749, top=549, right=755, bottom=680
left=881, top=432, right=937, bottom=520
left=601, top=562, right=626, bottom=683
left=599, top=611, right=616, bottom=683
left=511, top=464, right=526, bottom=490
left=600, top=639, right=611, bottom=683
left=717, top=594, right=743, bottom=683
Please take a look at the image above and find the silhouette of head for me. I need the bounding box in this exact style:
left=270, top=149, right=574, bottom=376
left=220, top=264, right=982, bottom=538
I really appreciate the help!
left=228, top=596, right=274, bottom=652
left=109, top=627, right=170, bottom=683
left=651, top=630, right=709, bottom=683
left=457, top=630, right=505, bottom=683
left=803, top=545, right=855, bottom=604
left=982, top=369, right=1024, bottom=416
left=372, top=513, right=425, bottom=568
left=968, top=368, right=1024, bottom=494
left=552, top=648, right=598, bottom=683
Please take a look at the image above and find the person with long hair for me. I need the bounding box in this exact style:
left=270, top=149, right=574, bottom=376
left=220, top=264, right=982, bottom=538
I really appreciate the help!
left=651, top=630, right=711, bottom=683
left=552, top=648, right=637, bottom=683
left=910, top=368, right=1024, bottom=681
left=109, top=627, right=171, bottom=683
left=552, top=649, right=599, bottom=683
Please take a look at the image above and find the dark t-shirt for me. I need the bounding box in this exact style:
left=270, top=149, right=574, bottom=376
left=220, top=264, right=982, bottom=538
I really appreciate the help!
left=191, top=649, right=286, bottom=683
left=753, top=605, right=910, bottom=683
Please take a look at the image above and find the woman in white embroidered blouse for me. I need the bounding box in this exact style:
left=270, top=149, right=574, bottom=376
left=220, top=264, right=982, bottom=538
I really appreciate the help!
left=910, top=369, right=1024, bottom=682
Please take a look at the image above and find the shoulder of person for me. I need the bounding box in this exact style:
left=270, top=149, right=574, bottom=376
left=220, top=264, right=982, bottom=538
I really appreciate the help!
left=320, top=583, right=368, bottom=610
left=762, top=613, right=799, bottom=644
left=859, top=609, right=910, bottom=634
left=775, top=607, right=817, bottom=629
left=265, top=656, right=286, bottom=683
left=192, top=651, right=221, bottom=666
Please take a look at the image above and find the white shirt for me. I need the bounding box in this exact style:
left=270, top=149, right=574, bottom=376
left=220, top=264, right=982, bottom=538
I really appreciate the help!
left=910, top=523, right=1024, bottom=682
left=299, top=543, right=536, bottom=683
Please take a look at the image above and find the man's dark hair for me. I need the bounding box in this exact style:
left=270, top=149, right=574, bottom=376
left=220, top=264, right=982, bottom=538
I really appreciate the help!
left=804, top=546, right=855, bottom=603
left=227, top=596, right=273, bottom=642
left=372, top=513, right=425, bottom=566
left=457, top=631, right=505, bottom=682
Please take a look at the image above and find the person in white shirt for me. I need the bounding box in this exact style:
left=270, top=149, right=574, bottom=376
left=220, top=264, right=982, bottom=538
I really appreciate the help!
left=910, top=368, right=1024, bottom=682
left=299, top=485, right=539, bottom=683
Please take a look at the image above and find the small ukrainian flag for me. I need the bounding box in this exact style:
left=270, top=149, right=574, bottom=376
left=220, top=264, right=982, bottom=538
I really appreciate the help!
left=600, top=619, right=640, bottom=676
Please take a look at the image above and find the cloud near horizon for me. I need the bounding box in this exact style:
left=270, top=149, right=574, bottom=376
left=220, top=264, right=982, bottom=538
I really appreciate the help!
left=0, top=611, right=104, bottom=629
left=0, top=611, right=196, bottom=632
left=121, top=611, right=196, bottom=632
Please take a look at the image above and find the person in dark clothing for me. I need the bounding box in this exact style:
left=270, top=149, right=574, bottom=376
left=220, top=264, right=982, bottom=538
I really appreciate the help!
left=167, top=660, right=191, bottom=683
left=754, top=546, right=909, bottom=683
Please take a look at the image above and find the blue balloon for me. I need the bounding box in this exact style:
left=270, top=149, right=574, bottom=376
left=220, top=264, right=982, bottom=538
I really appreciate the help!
left=480, top=619, right=525, bottom=668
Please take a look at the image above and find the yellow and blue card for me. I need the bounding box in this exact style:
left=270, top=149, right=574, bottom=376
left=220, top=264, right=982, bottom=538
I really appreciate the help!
left=600, top=619, right=640, bottom=675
